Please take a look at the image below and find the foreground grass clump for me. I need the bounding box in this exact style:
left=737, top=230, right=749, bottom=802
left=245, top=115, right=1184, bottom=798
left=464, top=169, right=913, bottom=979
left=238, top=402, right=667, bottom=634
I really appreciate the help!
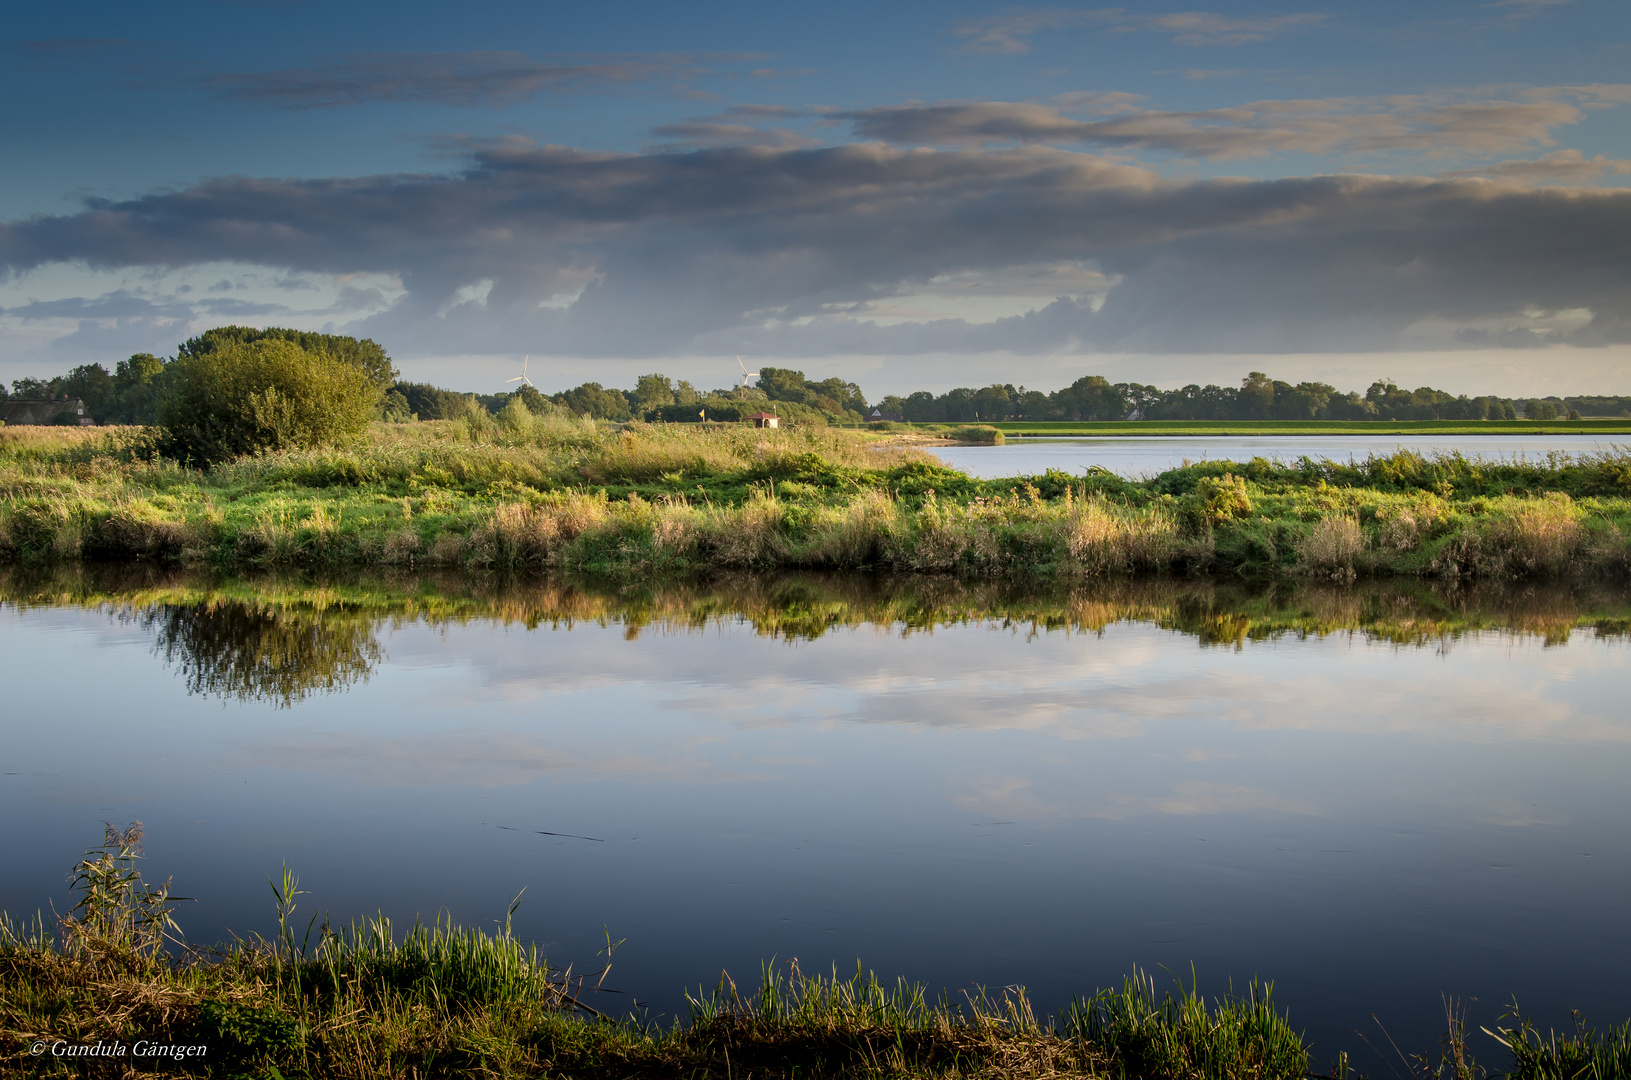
left=3, top=825, right=1318, bottom=1079
left=1, top=423, right=1629, bottom=580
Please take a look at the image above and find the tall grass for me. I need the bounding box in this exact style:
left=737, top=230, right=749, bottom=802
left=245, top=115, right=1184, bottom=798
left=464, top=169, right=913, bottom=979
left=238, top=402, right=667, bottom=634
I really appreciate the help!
left=1490, top=1007, right=1631, bottom=1080
left=2, top=424, right=1628, bottom=581
left=1063, top=968, right=1308, bottom=1080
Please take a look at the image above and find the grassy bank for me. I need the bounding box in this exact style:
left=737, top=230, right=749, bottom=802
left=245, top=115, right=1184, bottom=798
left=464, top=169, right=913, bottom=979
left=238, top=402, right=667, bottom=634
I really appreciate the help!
left=2, top=422, right=1630, bottom=581
left=985, top=420, right=1631, bottom=436
left=6, top=827, right=1627, bottom=1079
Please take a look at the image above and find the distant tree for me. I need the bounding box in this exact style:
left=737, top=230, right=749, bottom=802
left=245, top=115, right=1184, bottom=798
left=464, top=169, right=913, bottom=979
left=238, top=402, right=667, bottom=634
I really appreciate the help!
left=1014, top=389, right=1052, bottom=419
left=158, top=338, right=383, bottom=465
left=394, top=382, right=470, bottom=420
left=379, top=389, right=414, bottom=422
left=61, top=363, right=116, bottom=420
left=630, top=374, right=677, bottom=418
left=1273, top=381, right=1335, bottom=421
left=1238, top=372, right=1275, bottom=419
left=972, top=384, right=1016, bottom=421
left=756, top=368, right=867, bottom=420
left=1117, top=383, right=1162, bottom=418
left=506, top=383, right=558, bottom=416
left=10, top=377, right=52, bottom=399
left=553, top=382, right=631, bottom=420
left=108, top=353, right=170, bottom=423
left=901, top=391, right=942, bottom=422
left=940, top=388, right=979, bottom=422
left=1053, top=375, right=1125, bottom=420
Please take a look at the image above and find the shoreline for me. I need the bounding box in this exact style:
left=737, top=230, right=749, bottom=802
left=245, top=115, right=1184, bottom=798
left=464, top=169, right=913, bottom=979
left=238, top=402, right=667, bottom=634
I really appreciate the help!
left=4, top=867, right=1621, bottom=1080
left=2, top=423, right=1628, bottom=582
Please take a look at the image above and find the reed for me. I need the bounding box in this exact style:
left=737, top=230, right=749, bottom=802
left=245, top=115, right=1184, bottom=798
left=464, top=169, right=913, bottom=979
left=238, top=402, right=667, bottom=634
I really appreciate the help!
left=2, top=423, right=1628, bottom=581
left=1489, top=1006, right=1631, bottom=1080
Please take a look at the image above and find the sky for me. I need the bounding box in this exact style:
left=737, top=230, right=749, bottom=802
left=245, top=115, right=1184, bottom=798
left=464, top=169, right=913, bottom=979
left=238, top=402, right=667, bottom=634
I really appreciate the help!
left=2, top=0, right=1629, bottom=398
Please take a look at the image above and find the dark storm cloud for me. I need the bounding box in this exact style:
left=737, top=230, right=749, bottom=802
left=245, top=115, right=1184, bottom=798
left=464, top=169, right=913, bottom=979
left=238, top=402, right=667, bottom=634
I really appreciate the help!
left=2, top=141, right=1629, bottom=356
left=208, top=50, right=754, bottom=109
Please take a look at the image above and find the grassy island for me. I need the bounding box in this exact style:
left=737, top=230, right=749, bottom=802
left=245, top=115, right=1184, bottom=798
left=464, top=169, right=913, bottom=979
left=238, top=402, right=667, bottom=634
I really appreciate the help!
left=1, top=421, right=1629, bottom=581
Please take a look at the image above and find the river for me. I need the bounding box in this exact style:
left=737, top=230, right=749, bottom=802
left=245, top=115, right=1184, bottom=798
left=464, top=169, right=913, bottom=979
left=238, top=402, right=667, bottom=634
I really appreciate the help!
left=2, top=570, right=1627, bottom=1066
left=931, top=433, right=1627, bottom=479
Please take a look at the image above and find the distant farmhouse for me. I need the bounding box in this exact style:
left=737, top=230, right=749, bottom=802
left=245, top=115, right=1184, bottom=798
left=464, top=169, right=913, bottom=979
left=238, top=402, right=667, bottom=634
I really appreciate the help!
left=1, top=396, right=94, bottom=426
left=867, top=408, right=904, bottom=423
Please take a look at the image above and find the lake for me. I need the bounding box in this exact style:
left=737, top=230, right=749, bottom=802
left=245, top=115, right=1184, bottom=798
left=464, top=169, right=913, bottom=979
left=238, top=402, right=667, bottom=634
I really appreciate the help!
left=932, top=434, right=1628, bottom=479
left=3, top=569, right=1628, bottom=1067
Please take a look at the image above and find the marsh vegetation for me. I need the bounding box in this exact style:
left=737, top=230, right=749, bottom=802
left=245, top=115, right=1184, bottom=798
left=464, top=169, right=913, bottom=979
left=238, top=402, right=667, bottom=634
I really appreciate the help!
left=2, top=419, right=1629, bottom=582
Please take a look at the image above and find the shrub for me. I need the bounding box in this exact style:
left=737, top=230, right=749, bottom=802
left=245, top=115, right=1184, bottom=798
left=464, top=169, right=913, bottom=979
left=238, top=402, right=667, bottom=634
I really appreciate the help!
left=1192, top=473, right=1253, bottom=526
left=948, top=424, right=1005, bottom=444
left=158, top=339, right=384, bottom=466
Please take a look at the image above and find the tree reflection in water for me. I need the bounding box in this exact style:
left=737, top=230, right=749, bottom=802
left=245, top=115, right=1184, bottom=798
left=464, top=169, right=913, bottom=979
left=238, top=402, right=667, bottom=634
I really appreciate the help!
left=2, top=567, right=1626, bottom=708
left=144, top=600, right=381, bottom=707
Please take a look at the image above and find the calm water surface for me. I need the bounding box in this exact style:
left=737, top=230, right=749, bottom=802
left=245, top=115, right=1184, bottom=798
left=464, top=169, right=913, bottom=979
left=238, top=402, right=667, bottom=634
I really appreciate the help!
left=2, top=573, right=1628, bottom=1064
left=933, top=434, right=1626, bottom=478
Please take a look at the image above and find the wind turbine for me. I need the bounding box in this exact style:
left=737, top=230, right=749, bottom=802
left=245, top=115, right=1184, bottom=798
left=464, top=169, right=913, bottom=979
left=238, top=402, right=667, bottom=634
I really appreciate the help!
left=506, top=356, right=535, bottom=389
left=737, top=356, right=760, bottom=388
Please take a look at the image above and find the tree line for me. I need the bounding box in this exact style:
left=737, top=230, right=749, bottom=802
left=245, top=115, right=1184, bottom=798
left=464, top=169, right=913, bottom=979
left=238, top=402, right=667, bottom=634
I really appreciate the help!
left=7, top=333, right=1628, bottom=435
left=872, top=373, right=1621, bottom=423
left=391, top=368, right=872, bottom=426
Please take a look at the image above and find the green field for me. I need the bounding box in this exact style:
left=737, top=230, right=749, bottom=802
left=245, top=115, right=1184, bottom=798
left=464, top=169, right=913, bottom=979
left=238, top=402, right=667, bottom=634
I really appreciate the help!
left=985, top=419, right=1631, bottom=437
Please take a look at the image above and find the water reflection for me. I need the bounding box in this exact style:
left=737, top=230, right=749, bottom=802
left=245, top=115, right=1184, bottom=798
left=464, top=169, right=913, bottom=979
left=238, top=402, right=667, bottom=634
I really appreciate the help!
left=3, top=567, right=1629, bottom=707
left=2, top=565, right=1628, bottom=1060
left=143, top=601, right=380, bottom=706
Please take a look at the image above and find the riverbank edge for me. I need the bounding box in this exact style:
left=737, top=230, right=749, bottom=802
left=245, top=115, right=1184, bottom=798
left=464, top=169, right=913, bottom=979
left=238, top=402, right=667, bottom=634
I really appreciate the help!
left=4, top=425, right=1630, bottom=582
left=4, top=900, right=1616, bottom=1080
left=5, top=481, right=1630, bottom=583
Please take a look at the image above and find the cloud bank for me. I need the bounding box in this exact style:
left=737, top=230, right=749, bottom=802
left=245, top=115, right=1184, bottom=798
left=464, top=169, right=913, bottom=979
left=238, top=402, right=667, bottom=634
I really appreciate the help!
left=2, top=138, right=1629, bottom=364
left=951, top=8, right=1331, bottom=55
left=845, top=85, right=1631, bottom=159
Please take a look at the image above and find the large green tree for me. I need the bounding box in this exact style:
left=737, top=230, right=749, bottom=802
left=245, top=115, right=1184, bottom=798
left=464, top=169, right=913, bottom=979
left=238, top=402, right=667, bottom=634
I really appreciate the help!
left=158, top=338, right=383, bottom=465
left=178, top=326, right=397, bottom=390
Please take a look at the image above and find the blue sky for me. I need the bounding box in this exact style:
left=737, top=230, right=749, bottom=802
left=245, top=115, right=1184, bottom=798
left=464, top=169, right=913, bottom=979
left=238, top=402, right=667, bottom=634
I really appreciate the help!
left=3, top=0, right=1629, bottom=396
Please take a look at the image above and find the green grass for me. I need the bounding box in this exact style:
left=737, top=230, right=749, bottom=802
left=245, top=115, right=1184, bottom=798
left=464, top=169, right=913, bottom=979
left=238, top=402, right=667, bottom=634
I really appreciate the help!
left=2, top=422, right=1629, bottom=581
